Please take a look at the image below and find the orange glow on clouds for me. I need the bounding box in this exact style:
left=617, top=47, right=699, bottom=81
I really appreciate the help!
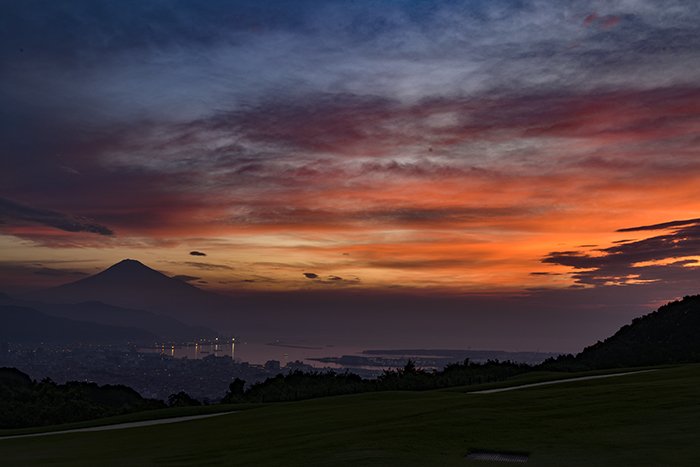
left=2, top=57, right=700, bottom=294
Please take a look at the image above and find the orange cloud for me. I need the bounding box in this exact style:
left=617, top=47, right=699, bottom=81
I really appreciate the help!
left=2, top=86, right=700, bottom=293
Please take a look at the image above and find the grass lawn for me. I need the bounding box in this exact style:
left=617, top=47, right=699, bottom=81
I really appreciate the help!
left=1, top=365, right=699, bottom=466
left=444, top=365, right=669, bottom=393
left=0, top=403, right=252, bottom=437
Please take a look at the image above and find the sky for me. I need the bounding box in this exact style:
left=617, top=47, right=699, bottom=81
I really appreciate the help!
left=1, top=1, right=700, bottom=349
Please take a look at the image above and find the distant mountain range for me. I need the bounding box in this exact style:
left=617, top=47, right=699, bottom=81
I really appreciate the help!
left=20, top=300, right=213, bottom=340
left=0, top=305, right=157, bottom=344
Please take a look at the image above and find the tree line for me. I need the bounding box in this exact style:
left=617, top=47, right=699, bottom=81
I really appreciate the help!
left=222, top=358, right=530, bottom=403
left=0, top=367, right=166, bottom=429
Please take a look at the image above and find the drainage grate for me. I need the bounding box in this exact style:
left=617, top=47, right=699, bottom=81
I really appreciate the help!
left=466, top=450, right=529, bottom=463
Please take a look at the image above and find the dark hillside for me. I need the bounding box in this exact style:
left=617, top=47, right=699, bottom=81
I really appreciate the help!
left=545, top=295, right=700, bottom=369
left=0, top=367, right=164, bottom=428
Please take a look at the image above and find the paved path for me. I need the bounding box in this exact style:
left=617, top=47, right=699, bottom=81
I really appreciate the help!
left=0, top=411, right=236, bottom=441
left=470, top=369, right=657, bottom=394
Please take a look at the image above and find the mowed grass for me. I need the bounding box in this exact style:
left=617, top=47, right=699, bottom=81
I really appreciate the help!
left=1, top=365, right=699, bottom=466
left=0, top=403, right=250, bottom=437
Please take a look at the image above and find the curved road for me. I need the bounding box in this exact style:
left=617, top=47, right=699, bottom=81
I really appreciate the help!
left=470, top=369, right=657, bottom=394
left=0, top=411, right=236, bottom=441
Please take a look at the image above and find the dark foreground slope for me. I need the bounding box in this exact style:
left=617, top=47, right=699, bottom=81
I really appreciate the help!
left=545, top=295, right=700, bottom=369
left=578, top=295, right=700, bottom=368
left=1, top=365, right=699, bottom=466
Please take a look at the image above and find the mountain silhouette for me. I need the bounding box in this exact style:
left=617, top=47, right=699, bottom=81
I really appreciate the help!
left=0, top=305, right=157, bottom=344
left=544, top=295, right=700, bottom=369
left=69, top=259, right=201, bottom=292
left=31, top=259, right=231, bottom=327
left=25, top=301, right=215, bottom=340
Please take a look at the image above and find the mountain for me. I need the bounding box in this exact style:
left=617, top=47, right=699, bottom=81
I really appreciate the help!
left=0, top=305, right=157, bottom=344
left=26, top=301, right=215, bottom=340
left=544, top=295, right=700, bottom=369
left=31, top=259, right=232, bottom=328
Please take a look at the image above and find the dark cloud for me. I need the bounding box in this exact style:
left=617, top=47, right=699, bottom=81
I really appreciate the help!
left=358, top=207, right=526, bottom=225
left=542, top=218, right=700, bottom=286
left=0, top=197, right=113, bottom=236
left=172, top=274, right=201, bottom=283
left=211, top=94, right=400, bottom=156
left=199, top=87, right=700, bottom=163
left=33, top=267, right=88, bottom=277
left=617, top=218, right=700, bottom=232
left=0, top=116, right=215, bottom=241
left=189, top=251, right=207, bottom=256
left=368, top=259, right=476, bottom=270
left=612, top=239, right=635, bottom=244
left=231, top=205, right=529, bottom=228
left=0, top=261, right=91, bottom=292
left=302, top=273, right=361, bottom=285
left=184, top=262, right=233, bottom=271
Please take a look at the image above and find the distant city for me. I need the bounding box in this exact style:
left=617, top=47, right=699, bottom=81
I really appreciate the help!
left=0, top=339, right=558, bottom=402
left=0, top=342, right=319, bottom=402
left=139, top=337, right=237, bottom=360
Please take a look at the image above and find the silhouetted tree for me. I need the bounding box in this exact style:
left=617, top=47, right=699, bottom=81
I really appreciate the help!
left=168, top=391, right=201, bottom=407
left=221, top=378, right=246, bottom=403
left=0, top=367, right=165, bottom=429
left=224, top=359, right=530, bottom=403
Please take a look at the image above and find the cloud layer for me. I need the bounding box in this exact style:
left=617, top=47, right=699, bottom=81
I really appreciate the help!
left=0, top=197, right=113, bottom=236
left=543, top=218, right=700, bottom=287
left=1, top=0, right=699, bottom=299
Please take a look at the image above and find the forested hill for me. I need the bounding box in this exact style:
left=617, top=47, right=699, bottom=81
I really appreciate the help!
left=545, top=295, right=700, bottom=369
left=0, top=367, right=164, bottom=429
